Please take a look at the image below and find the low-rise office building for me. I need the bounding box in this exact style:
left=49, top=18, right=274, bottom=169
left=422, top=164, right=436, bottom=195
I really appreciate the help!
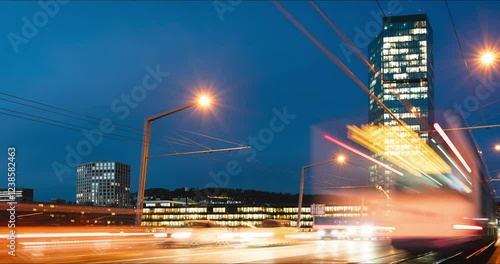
left=141, top=200, right=369, bottom=229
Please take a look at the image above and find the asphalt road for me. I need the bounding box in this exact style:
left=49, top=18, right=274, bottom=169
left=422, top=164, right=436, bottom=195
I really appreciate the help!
left=3, top=236, right=500, bottom=263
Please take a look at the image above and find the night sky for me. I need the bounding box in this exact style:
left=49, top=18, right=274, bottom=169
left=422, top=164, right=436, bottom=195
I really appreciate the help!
left=0, top=1, right=499, bottom=202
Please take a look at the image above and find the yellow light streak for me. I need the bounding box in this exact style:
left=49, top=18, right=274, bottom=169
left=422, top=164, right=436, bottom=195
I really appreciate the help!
left=347, top=124, right=451, bottom=176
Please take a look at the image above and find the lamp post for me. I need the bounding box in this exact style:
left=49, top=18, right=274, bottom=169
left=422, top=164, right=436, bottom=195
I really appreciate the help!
left=296, top=155, right=345, bottom=230
left=135, top=96, right=211, bottom=226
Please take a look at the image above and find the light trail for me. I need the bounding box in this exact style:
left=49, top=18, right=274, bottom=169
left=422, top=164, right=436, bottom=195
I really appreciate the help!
left=434, top=123, right=472, bottom=173
left=323, top=133, right=404, bottom=176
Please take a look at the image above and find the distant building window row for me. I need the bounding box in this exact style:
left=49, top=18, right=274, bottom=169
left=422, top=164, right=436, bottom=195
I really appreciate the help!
left=382, top=41, right=427, bottom=50
left=414, top=21, right=427, bottom=27
left=140, top=204, right=368, bottom=228
left=384, top=20, right=426, bottom=29
left=383, top=35, right=412, bottom=43
left=383, top=81, right=428, bottom=88
left=410, top=28, right=427, bottom=35
left=383, top=66, right=427, bottom=74
left=383, top=93, right=428, bottom=100
left=382, top=54, right=427, bottom=62
left=383, top=112, right=422, bottom=120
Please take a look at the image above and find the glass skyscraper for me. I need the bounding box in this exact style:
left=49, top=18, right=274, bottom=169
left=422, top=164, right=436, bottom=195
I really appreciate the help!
left=367, top=14, right=434, bottom=191
left=76, top=161, right=131, bottom=207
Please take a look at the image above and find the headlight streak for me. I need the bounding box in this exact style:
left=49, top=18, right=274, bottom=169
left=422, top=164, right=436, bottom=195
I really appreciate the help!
left=360, top=225, right=374, bottom=236
left=171, top=232, right=192, bottom=239
left=452, top=224, right=483, bottom=230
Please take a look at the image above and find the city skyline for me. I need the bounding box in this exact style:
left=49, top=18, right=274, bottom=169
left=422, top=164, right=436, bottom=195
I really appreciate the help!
left=1, top=1, right=499, bottom=203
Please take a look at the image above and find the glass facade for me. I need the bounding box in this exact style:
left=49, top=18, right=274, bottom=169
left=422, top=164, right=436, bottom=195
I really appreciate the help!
left=368, top=15, right=434, bottom=191
left=76, top=161, right=131, bottom=207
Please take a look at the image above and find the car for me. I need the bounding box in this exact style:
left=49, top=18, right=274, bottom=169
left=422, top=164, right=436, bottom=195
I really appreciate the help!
left=154, top=220, right=232, bottom=247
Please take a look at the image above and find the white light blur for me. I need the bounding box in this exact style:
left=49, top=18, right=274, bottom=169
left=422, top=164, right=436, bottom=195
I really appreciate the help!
left=481, top=52, right=496, bottom=65
left=453, top=224, right=483, bottom=230
left=361, top=225, right=374, bottom=236
left=12, top=232, right=154, bottom=239
left=436, top=145, right=472, bottom=186
left=422, top=172, right=444, bottom=187
left=434, top=123, right=472, bottom=173
left=198, top=95, right=211, bottom=107
left=241, top=232, right=274, bottom=238
left=171, top=232, right=192, bottom=239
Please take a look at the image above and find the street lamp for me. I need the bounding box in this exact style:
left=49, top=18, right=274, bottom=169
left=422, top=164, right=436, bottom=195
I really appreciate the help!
left=494, top=144, right=500, bottom=152
left=198, top=95, right=211, bottom=107
left=135, top=95, right=212, bottom=226
left=480, top=51, right=496, bottom=66
left=336, top=154, right=346, bottom=164
left=297, top=155, right=345, bottom=229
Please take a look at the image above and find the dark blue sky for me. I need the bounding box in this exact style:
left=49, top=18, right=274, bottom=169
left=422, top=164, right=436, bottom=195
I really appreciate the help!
left=0, top=1, right=499, bottom=202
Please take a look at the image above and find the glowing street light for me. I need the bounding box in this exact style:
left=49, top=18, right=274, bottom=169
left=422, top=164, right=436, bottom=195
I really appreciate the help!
left=136, top=94, right=213, bottom=226
left=495, top=144, right=500, bottom=152
left=198, top=95, right=211, bottom=107
left=480, top=51, right=496, bottom=66
left=336, top=154, right=346, bottom=164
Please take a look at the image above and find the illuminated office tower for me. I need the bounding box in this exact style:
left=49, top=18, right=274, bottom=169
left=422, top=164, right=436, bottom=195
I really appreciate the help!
left=367, top=14, right=434, bottom=191
left=76, top=161, right=131, bottom=207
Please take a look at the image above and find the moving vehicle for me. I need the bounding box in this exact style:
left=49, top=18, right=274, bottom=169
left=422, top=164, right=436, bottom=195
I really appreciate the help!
left=154, top=219, right=295, bottom=248
left=313, top=216, right=391, bottom=240
left=387, top=121, right=498, bottom=252
left=154, top=220, right=237, bottom=247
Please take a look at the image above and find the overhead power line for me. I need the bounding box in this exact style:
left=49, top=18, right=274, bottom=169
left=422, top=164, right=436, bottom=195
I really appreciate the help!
left=419, top=123, right=500, bottom=133
left=0, top=91, right=144, bottom=135
left=180, top=129, right=246, bottom=147
left=445, top=0, right=487, bottom=125
left=0, top=108, right=150, bottom=145
left=0, top=94, right=172, bottom=149
left=309, top=0, right=434, bottom=134
left=273, top=1, right=408, bottom=130
left=375, top=0, right=387, bottom=17
left=0, top=92, right=195, bottom=153
left=147, top=146, right=251, bottom=158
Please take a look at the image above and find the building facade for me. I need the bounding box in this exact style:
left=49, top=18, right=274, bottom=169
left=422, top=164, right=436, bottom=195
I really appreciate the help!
left=367, top=14, right=434, bottom=191
left=76, top=161, right=131, bottom=207
left=141, top=200, right=369, bottom=229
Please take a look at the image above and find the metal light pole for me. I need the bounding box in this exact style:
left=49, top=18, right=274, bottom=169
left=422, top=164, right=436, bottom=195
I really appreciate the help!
left=297, top=157, right=342, bottom=229
left=135, top=103, right=197, bottom=226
